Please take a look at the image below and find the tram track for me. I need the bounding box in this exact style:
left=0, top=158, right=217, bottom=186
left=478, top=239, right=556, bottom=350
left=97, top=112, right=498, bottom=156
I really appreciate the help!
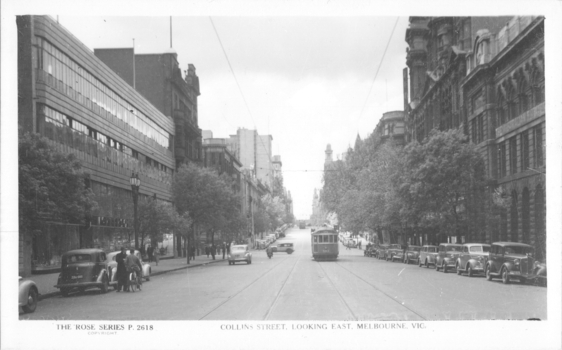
left=316, top=261, right=358, bottom=321
left=199, top=232, right=306, bottom=320
left=333, top=260, right=427, bottom=320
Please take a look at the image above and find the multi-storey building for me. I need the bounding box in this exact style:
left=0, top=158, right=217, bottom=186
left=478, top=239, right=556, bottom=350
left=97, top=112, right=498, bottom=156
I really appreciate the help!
left=94, top=48, right=202, bottom=168
left=373, top=111, right=406, bottom=145
left=405, top=16, right=545, bottom=259
left=17, top=16, right=175, bottom=275
left=226, top=128, right=273, bottom=188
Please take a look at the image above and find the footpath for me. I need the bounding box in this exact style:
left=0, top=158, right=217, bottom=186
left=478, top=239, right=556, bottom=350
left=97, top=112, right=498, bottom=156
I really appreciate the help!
left=24, top=254, right=231, bottom=300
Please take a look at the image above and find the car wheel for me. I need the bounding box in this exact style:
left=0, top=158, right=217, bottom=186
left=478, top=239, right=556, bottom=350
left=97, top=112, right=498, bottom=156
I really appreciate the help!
left=501, top=267, right=510, bottom=284
left=100, top=276, right=109, bottom=294
left=467, top=265, right=473, bottom=277
left=456, top=263, right=462, bottom=275
left=22, top=288, right=38, bottom=313
left=61, top=288, right=70, bottom=297
left=485, top=265, right=493, bottom=281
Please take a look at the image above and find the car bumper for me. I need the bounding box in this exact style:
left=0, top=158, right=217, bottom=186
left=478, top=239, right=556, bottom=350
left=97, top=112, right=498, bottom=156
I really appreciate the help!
left=55, top=282, right=103, bottom=289
left=229, top=257, right=250, bottom=262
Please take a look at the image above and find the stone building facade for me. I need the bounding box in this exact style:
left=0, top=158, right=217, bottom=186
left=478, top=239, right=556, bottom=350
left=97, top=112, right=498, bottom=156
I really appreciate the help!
left=405, top=16, right=545, bottom=258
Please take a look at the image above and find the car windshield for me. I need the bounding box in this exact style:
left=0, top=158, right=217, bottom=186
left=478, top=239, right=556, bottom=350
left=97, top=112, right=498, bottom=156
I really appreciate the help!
left=470, top=246, right=490, bottom=252
left=504, top=246, right=534, bottom=255
left=63, top=254, right=92, bottom=265
left=447, top=246, right=462, bottom=252
left=409, top=247, right=421, bottom=252
left=231, top=247, right=246, bottom=252
left=427, top=247, right=436, bottom=252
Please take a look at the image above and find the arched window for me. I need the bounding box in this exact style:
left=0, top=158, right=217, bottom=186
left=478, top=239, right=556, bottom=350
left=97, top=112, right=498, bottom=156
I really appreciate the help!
left=534, top=185, right=545, bottom=261
left=510, top=190, right=518, bottom=242
left=522, top=187, right=530, bottom=243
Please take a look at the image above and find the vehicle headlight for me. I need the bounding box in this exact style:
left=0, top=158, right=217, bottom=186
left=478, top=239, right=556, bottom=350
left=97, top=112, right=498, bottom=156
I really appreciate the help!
left=514, top=259, right=520, bottom=265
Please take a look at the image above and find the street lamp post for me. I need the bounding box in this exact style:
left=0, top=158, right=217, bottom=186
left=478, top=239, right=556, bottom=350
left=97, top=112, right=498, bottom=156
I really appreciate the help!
left=130, top=172, right=141, bottom=250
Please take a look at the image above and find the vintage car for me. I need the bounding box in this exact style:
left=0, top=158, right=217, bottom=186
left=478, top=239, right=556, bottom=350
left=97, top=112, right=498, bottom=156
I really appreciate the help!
left=385, top=244, right=403, bottom=262
left=435, top=243, right=463, bottom=273
left=272, top=242, right=294, bottom=254
left=396, top=245, right=421, bottom=264
left=364, top=244, right=376, bottom=257
left=54, top=249, right=110, bottom=296
left=418, top=245, right=438, bottom=268
left=455, top=243, right=490, bottom=277
left=19, top=277, right=39, bottom=314
left=107, top=250, right=151, bottom=289
left=228, top=244, right=252, bottom=265
left=345, top=239, right=357, bottom=248
left=375, top=244, right=390, bottom=259
left=485, top=242, right=544, bottom=284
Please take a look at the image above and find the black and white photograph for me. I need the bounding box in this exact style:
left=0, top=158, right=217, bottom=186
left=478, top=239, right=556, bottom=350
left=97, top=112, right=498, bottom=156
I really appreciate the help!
left=2, top=1, right=561, bottom=349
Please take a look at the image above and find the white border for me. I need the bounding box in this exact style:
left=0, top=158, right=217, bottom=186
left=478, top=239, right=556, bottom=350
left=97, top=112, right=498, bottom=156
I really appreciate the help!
left=2, top=1, right=561, bottom=350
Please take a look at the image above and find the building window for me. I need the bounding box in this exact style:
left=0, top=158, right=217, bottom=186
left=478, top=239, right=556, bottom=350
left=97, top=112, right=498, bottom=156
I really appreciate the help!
left=471, top=118, right=477, bottom=143
left=521, top=130, right=529, bottom=171
left=533, top=125, right=544, bottom=167
left=509, top=136, right=517, bottom=175
left=522, top=187, right=530, bottom=243
left=498, top=142, right=507, bottom=178
left=510, top=191, right=518, bottom=242
left=477, top=115, right=484, bottom=143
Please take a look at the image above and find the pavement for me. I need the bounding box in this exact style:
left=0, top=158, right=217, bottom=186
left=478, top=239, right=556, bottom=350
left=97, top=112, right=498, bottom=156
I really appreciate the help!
left=23, top=254, right=233, bottom=300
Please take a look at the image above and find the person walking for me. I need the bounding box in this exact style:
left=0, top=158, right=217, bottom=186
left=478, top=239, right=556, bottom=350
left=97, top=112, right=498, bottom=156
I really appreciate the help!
left=147, top=245, right=154, bottom=263
left=115, top=247, right=128, bottom=292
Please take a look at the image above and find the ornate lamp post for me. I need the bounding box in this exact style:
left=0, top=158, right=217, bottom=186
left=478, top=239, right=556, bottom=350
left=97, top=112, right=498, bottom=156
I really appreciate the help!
left=130, top=172, right=141, bottom=249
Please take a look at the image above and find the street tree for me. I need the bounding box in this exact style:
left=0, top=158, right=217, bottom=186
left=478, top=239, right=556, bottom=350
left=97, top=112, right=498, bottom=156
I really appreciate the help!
left=19, top=131, right=97, bottom=236
left=172, top=163, right=241, bottom=263
left=138, top=199, right=189, bottom=249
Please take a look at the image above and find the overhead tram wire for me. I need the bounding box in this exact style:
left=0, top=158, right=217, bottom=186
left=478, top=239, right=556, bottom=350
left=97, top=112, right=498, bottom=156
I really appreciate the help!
left=355, top=17, right=400, bottom=127
left=209, top=17, right=276, bottom=171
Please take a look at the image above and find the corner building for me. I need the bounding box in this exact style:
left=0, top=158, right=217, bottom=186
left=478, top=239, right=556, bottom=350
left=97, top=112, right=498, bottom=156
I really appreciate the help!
left=17, top=16, right=176, bottom=275
left=405, top=16, right=545, bottom=259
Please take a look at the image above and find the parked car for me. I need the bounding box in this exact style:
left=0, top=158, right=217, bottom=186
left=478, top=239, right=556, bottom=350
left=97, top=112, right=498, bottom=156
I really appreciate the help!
left=375, top=244, right=390, bottom=259
left=107, top=250, right=151, bottom=289
left=386, top=244, right=404, bottom=262
left=228, top=244, right=252, bottom=265
left=456, top=243, right=490, bottom=277
left=364, top=245, right=376, bottom=257
left=272, top=242, right=294, bottom=254
left=435, top=243, right=463, bottom=273
left=54, top=249, right=110, bottom=296
left=418, top=245, right=438, bottom=268
left=397, top=245, right=422, bottom=264
left=485, top=242, right=543, bottom=284
left=19, top=277, right=39, bottom=314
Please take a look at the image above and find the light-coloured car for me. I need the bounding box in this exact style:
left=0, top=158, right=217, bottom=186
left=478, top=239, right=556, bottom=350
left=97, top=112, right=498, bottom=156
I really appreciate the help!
left=418, top=245, right=438, bottom=268
left=19, top=277, right=39, bottom=314
left=228, top=245, right=252, bottom=265
left=456, top=243, right=490, bottom=277
left=272, top=242, right=294, bottom=254
left=386, top=244, right=403, bottom=262
left=107, top=250, right=151, bottom=289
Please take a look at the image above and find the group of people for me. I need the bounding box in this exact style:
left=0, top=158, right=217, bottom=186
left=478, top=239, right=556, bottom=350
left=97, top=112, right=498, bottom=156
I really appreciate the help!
left=205, top=242, right=231, bottom=260
left=115, top=247, right=143, bottom=292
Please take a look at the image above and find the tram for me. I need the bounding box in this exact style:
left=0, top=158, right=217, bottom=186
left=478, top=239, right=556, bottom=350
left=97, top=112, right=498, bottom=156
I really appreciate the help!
left=311, top=228, right=339, bottom=260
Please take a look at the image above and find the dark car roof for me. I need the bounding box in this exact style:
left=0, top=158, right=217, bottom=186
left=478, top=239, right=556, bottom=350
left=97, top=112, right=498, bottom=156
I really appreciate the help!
left=62, top=248, right=105, bottom=256
left=492, top=242, right=533, bottom=248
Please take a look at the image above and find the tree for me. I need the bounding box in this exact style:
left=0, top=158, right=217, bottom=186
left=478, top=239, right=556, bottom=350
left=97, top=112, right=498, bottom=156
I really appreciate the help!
left=137, top=199, right=189, bottom=249
left=172, top=163, right=242, bottom=262
left=19, top=131, right=97, bottom=235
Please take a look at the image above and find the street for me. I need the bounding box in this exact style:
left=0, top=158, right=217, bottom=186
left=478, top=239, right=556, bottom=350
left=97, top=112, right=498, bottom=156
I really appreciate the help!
left=20, top=228, right=547, bottom=321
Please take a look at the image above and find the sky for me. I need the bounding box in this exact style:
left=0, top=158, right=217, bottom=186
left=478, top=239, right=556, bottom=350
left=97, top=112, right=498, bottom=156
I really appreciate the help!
left=54, top=15, right=409, bottom=219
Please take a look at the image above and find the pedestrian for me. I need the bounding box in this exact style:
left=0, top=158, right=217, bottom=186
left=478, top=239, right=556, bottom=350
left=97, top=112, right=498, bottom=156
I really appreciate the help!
left=125, top=248, right=143, bottom=287
left=190, top=245, right=196, bottom=261
left=147, top=245, right=154, bottom=263
left=115, top=247, right=128, bottom=292
left=211, top=244, right=216, bottom=260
